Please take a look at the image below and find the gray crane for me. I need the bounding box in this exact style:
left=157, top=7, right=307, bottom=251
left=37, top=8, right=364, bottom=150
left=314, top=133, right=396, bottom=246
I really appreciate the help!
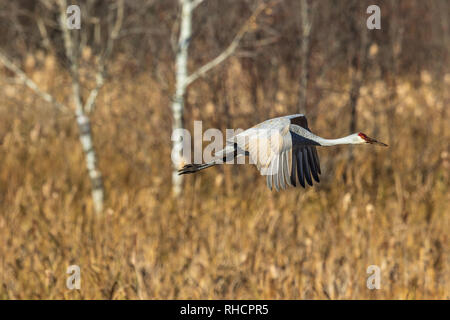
left=179, top=114, right=387, bottom=191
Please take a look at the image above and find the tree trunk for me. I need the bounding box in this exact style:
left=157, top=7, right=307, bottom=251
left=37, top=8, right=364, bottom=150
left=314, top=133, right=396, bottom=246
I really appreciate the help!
left=298, top=0, right=311, bottom=114
left=348, top=2, right=369, bottom=140
left=71, top=64, right=104, bottom=214
left=346, top=2, right=369, bottom=182
left=172, top=0, right=193, bottom=196
left=76, top=112, right=104, bottom=214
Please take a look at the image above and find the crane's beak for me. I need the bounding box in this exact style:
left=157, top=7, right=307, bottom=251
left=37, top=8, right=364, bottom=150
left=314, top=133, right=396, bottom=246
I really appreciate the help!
left=367, top=136, right=388, bottom=147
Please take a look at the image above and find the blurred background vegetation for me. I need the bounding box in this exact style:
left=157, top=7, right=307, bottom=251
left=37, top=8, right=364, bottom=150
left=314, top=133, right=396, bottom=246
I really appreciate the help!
left=0, top=0, right=448, bottom=299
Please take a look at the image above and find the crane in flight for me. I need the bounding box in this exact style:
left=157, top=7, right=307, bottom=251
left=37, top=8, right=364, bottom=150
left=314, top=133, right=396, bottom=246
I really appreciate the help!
left=178, top=114, right=387, bottom=191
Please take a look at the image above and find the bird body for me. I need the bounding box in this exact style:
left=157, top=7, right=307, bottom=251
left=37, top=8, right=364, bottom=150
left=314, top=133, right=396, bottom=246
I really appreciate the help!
left=179, top=114, right=387, bottom=191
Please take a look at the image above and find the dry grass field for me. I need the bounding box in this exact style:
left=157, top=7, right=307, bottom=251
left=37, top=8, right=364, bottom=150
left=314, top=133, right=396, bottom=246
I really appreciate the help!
left=0, top=54, right=448, bottom=299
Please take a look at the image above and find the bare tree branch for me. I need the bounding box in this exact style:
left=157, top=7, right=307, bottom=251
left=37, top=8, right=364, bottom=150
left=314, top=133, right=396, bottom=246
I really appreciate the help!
left=85, top=0, right=124, bottom=113
left=58, top=0, right=83, bottom=114
left=36, top=16, right=52, bottom=52
left=184, top=0, right=273, bottom=87
left=192, top=0, right=205, bottom=9
left=0, top=51, right=69, bottom=112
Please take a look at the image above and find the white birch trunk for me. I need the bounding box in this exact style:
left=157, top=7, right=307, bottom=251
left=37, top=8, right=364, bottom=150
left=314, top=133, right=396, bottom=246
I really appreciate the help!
left=172, top=0, right=193, bottom=196
left=69, top=52, right=104, bottom=215
left=76, top=112, right=104, bottom=214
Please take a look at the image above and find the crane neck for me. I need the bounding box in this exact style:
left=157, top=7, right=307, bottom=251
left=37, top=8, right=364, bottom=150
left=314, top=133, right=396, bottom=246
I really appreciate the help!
left=289, top=125, right=361, bottom=147
left=315, top=134, right=361, bottom=147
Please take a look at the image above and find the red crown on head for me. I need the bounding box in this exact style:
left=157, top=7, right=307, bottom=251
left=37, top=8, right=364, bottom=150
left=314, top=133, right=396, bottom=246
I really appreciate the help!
left=358, top=132, right=369, bottom=142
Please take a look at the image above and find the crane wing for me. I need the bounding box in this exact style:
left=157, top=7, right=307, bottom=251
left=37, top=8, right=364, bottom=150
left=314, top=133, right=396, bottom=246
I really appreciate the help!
left=288, top=115, right=321, bottom=188
left=231, top=115, right=321, bottom=191
left=231, top=117, right=290, bottom=172
left=269, top=115, right=321, bottom=190
left=289, top=144, right=321, bottom=188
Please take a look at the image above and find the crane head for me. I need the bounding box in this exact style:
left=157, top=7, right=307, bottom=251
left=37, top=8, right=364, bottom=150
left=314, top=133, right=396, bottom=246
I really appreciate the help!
left=358, top=132, right=388, bottom=146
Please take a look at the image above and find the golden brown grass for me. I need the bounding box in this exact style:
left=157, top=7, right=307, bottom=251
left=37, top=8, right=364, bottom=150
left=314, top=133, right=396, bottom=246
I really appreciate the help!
left=0, top=55, right=448, bottom=299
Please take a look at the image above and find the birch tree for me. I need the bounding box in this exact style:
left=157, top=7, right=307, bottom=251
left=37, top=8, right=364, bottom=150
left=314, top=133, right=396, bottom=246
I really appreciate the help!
left=171, top=0, right=272, bottom=195
left=0, top=0, right=124, bottom=214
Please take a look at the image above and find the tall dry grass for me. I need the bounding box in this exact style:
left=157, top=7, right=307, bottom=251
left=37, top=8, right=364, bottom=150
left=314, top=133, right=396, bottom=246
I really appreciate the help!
left=0, top=54, right=448, bottom=299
